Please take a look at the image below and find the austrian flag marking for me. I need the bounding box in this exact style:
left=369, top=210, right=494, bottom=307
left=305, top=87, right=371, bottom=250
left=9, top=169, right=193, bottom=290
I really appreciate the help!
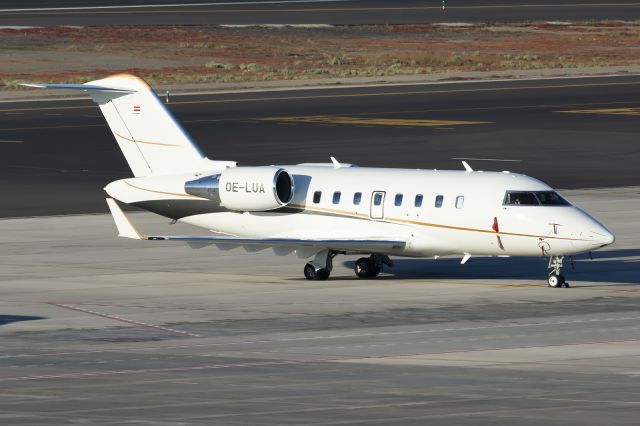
left=133, top=105, right=141, bottom=114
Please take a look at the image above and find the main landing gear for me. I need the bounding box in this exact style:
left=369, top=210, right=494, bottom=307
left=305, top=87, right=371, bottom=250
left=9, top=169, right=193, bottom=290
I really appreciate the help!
left=303, top=250, right=337, bottom=281
left=354, top=254, right=393, bottom=279
left=547, top=255, right=570, bottom=288
left=303, top=252, right=393, bottom=280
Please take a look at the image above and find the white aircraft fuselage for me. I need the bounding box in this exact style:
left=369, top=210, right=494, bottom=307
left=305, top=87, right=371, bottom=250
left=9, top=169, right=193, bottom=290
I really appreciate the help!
left=105, top=165, right=614, bottom=259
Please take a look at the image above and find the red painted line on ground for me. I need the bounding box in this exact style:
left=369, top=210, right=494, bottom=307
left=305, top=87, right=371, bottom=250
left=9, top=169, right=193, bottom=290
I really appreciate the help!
left=47, top=303, right=200, bottom=338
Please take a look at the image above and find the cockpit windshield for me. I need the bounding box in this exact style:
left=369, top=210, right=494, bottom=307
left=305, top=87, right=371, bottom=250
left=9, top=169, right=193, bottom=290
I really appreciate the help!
left=535, top=191, right=570, bottom=205
left=504, top=191, right=570, bottom=206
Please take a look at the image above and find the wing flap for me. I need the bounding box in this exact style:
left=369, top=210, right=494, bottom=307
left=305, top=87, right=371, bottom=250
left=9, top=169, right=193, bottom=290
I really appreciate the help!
left=106, top=198, right=406, bottom=253
left=160, top=235, right=406, bottom=252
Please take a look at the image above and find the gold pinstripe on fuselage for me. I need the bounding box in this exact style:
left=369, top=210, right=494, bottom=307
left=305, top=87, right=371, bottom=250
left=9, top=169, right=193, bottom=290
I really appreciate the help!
left=287, top=204, right=587, bottom=242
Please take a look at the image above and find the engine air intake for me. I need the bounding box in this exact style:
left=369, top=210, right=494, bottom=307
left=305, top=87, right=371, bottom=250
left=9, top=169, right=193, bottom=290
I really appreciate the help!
left=274, top=168, right=294, bottom=205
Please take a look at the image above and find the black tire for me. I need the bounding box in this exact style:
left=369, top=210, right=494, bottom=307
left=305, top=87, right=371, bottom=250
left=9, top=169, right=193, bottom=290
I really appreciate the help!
left=304, top=263, right=317, bottom=280
left=354, top=258, right=381, bottom=278
left=316, top=268, right=330, bottom=281
left=368, top=264, right=381, bottom=278
left=548, top=274, right=565, bottom=288
left=304, top=264, right=331, bottom=281
left=354, top=258, right=370, bottom=278
left=557, top=274, right=566, bottom=287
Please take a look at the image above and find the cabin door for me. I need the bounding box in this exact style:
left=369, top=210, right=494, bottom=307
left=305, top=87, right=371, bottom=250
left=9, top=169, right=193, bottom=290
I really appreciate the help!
left=370, top=191, right=385, bottom=220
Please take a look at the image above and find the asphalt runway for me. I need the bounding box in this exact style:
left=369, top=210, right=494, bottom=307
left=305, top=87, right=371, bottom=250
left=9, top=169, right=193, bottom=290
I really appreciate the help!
left=1, top=0, right=640, bottom=26
left=1, top=75, right=640, bottom=217
left=1, top=187, right=639, bottom=424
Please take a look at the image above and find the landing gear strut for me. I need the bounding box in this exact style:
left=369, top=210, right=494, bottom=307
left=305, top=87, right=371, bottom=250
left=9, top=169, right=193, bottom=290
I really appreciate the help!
left=547, top=256, right=569, bottom=288
left=304, top=250, right=337, bottom=281
left=354, top=254, right=393, bottom=279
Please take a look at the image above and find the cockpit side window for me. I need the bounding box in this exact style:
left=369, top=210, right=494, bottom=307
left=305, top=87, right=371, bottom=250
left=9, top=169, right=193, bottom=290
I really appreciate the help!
left=503, top=191, right=570, bottom=206
left=535, top=191, right=570, bottom=206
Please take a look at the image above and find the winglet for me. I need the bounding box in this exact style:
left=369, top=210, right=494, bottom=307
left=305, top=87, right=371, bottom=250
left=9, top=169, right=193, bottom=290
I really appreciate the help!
left=461, top=161, right=473, bottom=173
left=106, top=198, right=144, bottom=239
left=461, top=253, right=472, bottom=264
left=330, top=156, right=342, bottom=169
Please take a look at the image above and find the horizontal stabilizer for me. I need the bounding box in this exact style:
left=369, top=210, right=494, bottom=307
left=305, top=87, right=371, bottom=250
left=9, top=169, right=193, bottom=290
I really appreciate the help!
left=106, top=198, right=405, bottom=253
left=20, top=83, right=135, bottom=93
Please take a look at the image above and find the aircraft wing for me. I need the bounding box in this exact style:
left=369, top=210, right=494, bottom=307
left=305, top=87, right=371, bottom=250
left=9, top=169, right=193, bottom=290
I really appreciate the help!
left=106, top=198, right=406, bottom=254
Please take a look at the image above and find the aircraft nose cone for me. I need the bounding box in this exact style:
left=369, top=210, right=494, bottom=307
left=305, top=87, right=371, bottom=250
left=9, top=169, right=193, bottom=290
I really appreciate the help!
left=601, top=229, right=615, bottom=246
left=591, top=227, right=615, bottom=247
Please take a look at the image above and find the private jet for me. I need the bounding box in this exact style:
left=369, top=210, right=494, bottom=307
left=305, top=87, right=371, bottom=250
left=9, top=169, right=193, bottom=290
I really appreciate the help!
left=24, top=74, right=615, bottom=287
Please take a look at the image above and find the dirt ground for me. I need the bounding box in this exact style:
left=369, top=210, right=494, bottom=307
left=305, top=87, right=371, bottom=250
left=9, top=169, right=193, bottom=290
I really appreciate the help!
left=2, top=22, right=640, bottom=89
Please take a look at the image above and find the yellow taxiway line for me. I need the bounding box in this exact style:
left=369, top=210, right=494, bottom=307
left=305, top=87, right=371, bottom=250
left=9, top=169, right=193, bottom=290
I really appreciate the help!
left=261, top=115, right=491, bottom=127
left=557, top=107, right=640, bottom=116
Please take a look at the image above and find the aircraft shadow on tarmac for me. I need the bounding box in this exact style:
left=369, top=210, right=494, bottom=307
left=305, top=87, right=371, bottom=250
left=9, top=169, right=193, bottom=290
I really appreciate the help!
left=340, top=248, right=640, bottom=286
left=0, top=315, right=45, bottom=326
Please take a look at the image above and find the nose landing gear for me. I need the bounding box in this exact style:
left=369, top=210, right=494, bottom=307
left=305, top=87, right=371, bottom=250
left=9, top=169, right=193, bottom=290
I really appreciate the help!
left=548, top=256, right=569, bottom=288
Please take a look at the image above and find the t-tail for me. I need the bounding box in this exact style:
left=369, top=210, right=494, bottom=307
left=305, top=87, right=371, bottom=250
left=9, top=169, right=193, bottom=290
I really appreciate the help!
left=23, top=73, right=222, bottom=177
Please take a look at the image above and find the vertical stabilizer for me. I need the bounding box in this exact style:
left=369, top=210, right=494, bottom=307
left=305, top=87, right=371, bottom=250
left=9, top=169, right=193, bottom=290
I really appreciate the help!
left=88, top=74, right=204, bottom=177
left=24, top=74, right=204, bottom=177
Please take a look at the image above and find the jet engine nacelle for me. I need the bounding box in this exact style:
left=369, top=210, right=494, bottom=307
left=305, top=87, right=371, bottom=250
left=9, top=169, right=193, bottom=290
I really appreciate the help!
left=185, top=166, right=294, bottom=212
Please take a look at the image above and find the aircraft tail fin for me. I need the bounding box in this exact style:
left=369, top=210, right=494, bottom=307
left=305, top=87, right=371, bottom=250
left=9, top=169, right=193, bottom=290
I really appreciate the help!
left=24, top=74, right=204, bottom=177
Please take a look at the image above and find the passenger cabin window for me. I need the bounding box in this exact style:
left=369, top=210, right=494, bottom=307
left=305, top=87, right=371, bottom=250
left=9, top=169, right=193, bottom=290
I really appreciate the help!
left=313, top=191, right=322, bottom=204
left=333, top=191, right=341, bottom=204
left=435, top=195, right=444, bottom=208
left=373, top=193, right=383, bottom=206
left=394, top=194, right=403, bottom=206
left=503, top=191, right=569, bottom=206
left=353, top=192, right=362, bottom=205
left=455, top=196, right=464, bottom=209
left=415, top=194, right=423, bottom=207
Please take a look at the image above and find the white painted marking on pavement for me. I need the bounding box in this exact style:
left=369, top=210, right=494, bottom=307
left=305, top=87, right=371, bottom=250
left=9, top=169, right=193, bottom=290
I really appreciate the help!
left=453, top=157, right=522, bottom=162
left=0, top=0, right=354, bottom=13
left=2, top=338, right=639, bottom=382
left=2, top=314, right=640, bottom=360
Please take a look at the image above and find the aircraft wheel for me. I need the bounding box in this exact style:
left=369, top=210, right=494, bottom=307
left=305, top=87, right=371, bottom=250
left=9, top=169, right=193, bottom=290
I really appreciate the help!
left=548, top=274, right=565, bottom=288
left=354, top=258, right=371, bottom=278
left=304, top=263, right=317, bottom=280
left=368, top=265, right=381, bottom=278
left=316, top=269, right=330, bottom=281
left=354, top=257, right=381, bottom=278
left=304, top=263, right=330, bottom=281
